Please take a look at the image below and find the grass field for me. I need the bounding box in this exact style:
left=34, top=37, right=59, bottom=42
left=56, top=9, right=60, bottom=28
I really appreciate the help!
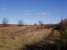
left=0, top=25, right=55, bottom=50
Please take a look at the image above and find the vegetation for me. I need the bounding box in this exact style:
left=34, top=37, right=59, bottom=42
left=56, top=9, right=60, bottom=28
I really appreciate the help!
left=18, top=20, right=24, bottom=26
left=38, top=20, right=44, bottom=26
left=20, top=19, right=67, bottom=50
left=2, top=17, right=8, bottom=26
left=0, top=18, right=67, bottom=50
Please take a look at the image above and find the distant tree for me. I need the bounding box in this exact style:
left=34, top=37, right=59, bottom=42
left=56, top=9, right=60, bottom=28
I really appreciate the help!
left=2, top=17, right=8, bottom=26
left=62, top=18, right=67, bottom=24
left=61, top=19, right=67, bottom=29
left=38, top=20, right=43, bottom=26
left=58, top=18, right=67, bottom=31
left=18, top=20, right=24, bottom=26
left=34, top=23, right=37, bottom=26
left=54, top=18, right=67, bottom=31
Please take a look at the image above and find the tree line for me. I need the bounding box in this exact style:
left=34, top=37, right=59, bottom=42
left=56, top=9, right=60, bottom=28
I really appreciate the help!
left=1, top=17, right=67, bottom=27
left=1, top=17, right=45, bottom=27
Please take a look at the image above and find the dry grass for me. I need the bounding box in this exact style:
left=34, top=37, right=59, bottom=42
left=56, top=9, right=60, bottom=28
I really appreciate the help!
left=0, top=26, right=53, bottom=50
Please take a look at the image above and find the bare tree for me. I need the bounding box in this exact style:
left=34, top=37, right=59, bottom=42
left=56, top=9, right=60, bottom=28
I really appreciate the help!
left=18, top=20, right=24, bottom=26
left=2, top=17, right=8, bottom=26
left=38, top=20, right=43, bottom=26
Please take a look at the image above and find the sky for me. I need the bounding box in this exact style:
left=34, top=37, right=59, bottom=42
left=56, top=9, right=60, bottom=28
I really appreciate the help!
left=0, top=0, right=67, bottom=24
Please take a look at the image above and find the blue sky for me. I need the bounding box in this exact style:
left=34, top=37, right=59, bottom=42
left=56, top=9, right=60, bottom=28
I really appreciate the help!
left=0, top=0, right=67, bottom=24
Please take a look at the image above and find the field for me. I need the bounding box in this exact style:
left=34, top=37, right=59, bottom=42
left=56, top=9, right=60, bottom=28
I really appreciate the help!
left=0, top=25, right=62, bottom=50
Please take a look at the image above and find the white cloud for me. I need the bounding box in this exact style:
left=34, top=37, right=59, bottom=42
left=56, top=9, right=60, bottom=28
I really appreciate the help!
left=36, top=12, right=48, bottom=17
left=22, top=9, right=48, bottom=17
left=41, top=12, right=47, bottom=16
